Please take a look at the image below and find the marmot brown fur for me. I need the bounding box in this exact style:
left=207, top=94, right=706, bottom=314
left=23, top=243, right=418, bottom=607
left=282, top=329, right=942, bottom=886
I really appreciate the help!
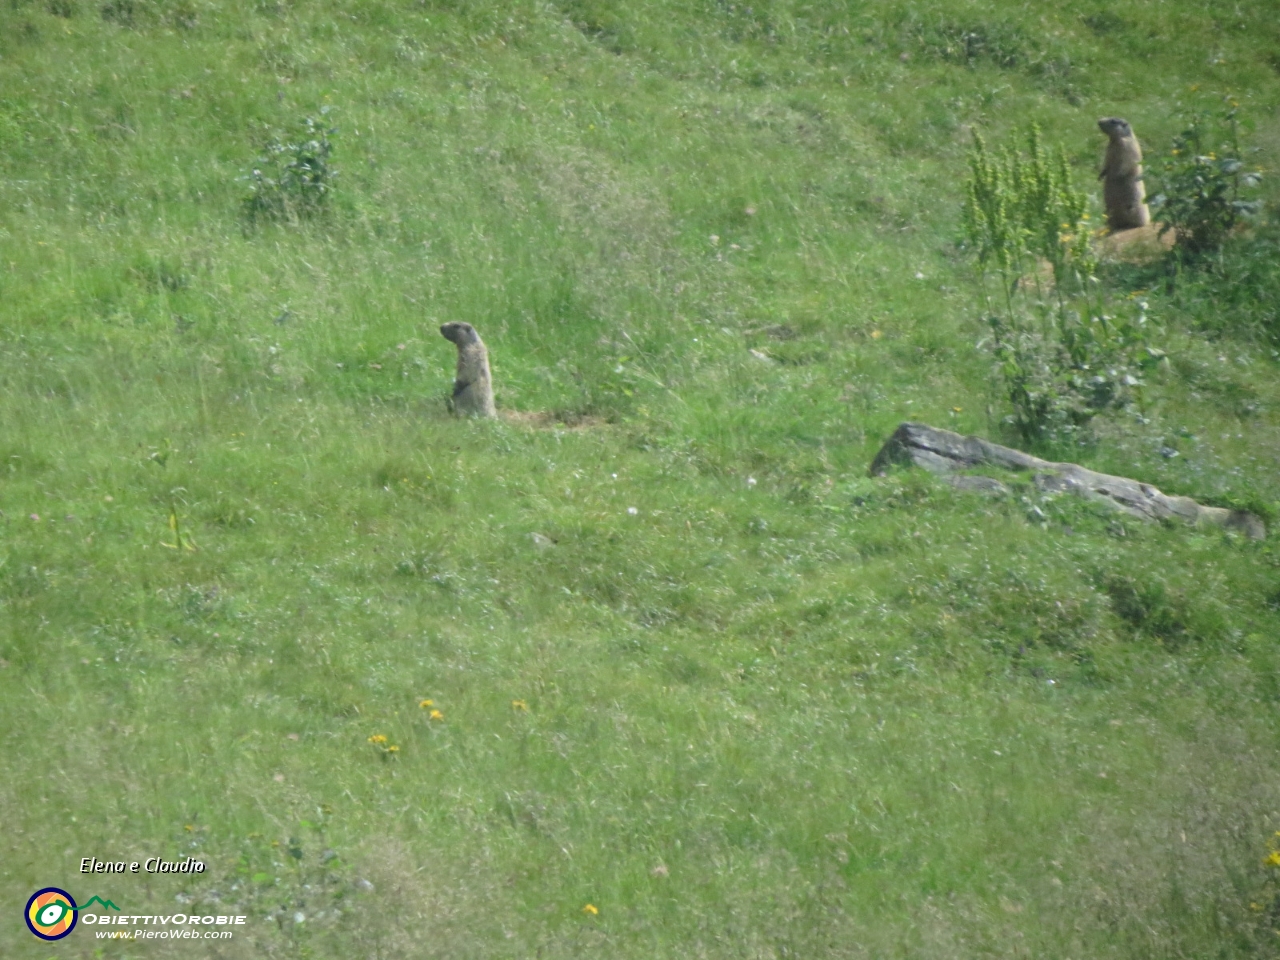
left=1098, top=117, right=1151, bottom=231
left=439, top=321, right=496, bottom=417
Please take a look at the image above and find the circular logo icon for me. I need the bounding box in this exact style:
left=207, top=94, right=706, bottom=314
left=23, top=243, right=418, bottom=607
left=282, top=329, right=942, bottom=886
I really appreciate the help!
left=25, top=888, right=78, bottom=941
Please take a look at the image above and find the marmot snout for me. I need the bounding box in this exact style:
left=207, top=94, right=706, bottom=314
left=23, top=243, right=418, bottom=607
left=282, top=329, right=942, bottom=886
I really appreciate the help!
left=440, top=321, right=496, bottom=417
left=1098, top=117, right=1151, bottom=231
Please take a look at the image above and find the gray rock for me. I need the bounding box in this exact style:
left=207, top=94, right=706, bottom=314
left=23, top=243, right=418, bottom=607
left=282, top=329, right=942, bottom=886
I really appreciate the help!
left=871, top=422, right=1265, bottom=539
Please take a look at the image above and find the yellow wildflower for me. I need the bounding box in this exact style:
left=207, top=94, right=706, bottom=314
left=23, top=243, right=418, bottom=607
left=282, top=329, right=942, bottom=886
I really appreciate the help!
left=582, top=903, right=599, bottom=915
left=418, top=699, right=434, bottom=708
left=429, top=709, right=444, bottom=721
left=368, top=734, right=388, bottom=744
left=512, top=699, right=529, bottom=711
left=870, top=330, right=882, bottom=340
left=386, top=744, right=400, bottom=753
left=1266, top=851, right=1280, bottom=868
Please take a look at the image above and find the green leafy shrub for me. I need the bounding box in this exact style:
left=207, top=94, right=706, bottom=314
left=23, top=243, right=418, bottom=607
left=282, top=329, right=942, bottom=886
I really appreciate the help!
left=241, top=114, right=337, bottom=224
left=962, top=126, right=1164, bottom=445
left=963, top=126, right=1093, bottom=303
left=1149, top=102, right=1263, bottom=258
left=985, top=307, right=1164, bottom=444
left=1173, top=219, right=1280, bottom=344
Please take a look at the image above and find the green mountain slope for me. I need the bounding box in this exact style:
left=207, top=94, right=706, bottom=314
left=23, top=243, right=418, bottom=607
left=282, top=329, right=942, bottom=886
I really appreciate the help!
left=2, top=1, right=1280, bottom=956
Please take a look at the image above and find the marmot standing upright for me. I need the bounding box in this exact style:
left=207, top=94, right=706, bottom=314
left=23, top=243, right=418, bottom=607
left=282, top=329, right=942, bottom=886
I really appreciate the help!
left=1097, top=117, right=1151, bottom=231
left=439, top=321, right=496, bottom=417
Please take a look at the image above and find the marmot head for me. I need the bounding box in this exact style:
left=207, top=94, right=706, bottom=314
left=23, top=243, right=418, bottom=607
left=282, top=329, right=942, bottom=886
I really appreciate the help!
left=1098, top=117, right=1133, bottom=139
left=440, top=321, right=480, bottom=346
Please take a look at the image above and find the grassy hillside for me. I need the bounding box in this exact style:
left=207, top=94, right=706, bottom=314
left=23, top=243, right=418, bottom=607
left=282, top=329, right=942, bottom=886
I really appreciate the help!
left=2, top=0, right=1280, bottom=956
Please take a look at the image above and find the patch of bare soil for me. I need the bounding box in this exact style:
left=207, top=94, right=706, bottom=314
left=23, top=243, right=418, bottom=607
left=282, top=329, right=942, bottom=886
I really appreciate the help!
left=1098, top=223, right=1176, bottom=262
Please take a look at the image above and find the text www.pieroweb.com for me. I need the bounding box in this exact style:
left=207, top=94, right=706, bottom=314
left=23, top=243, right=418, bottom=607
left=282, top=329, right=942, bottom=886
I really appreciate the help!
left=97, top=928, right=234, bottom=940
left=84, top=914, right=245, bottom=940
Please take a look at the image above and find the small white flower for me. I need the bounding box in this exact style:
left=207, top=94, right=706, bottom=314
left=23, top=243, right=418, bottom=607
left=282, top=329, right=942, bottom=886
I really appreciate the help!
left=914, top=271, right=925, bottom=280
left=627, top=507, right=639, bottom=516
left=709, top=234, right=720, bottom=245
left=746, top=477, right=757, bottom=487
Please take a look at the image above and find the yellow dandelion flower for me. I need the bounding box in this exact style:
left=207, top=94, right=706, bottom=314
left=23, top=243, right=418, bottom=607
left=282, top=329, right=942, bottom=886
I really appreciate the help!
left=1266, top=851, right=1280, bottom=868
left=184, top=824, right=195, bottom=832
left=870, top=329, right=882, bottom=340
left=582, top=903, right=599, bottom=915
left=512, top=699, right=529, bottom=711
left=368, top=734, right=388, bottom=744
left=429, top=709, right=444, bottom=721
left=952, top=407, right=962, bottom=413
left=386, top=744, right=400, bottom=753
left=1081, top=213, right=1090, bottom=220
left=418, top=699, right=434, bottom=709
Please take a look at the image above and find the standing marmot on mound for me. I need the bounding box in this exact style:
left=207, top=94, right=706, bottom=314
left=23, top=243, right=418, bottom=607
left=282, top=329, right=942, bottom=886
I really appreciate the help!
left=1098, top=117, right=1151, bottom=231
left=439, top=321, right=496, bottom=417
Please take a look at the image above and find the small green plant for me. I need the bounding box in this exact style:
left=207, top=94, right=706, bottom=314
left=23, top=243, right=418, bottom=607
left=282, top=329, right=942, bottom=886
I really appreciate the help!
left=241, top=113, right=337, bottom=224
left=963, top=126, right=1163, bottom=444
left=962, top=124, right=1093, bottom=298
left=984, top=304, right=1164, bottom=444
left=1149, top=101, right=1263, bottom=259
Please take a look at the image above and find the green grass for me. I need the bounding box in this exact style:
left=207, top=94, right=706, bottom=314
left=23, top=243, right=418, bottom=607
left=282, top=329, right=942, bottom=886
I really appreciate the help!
left=3, top=0, right=1280, bottom=956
